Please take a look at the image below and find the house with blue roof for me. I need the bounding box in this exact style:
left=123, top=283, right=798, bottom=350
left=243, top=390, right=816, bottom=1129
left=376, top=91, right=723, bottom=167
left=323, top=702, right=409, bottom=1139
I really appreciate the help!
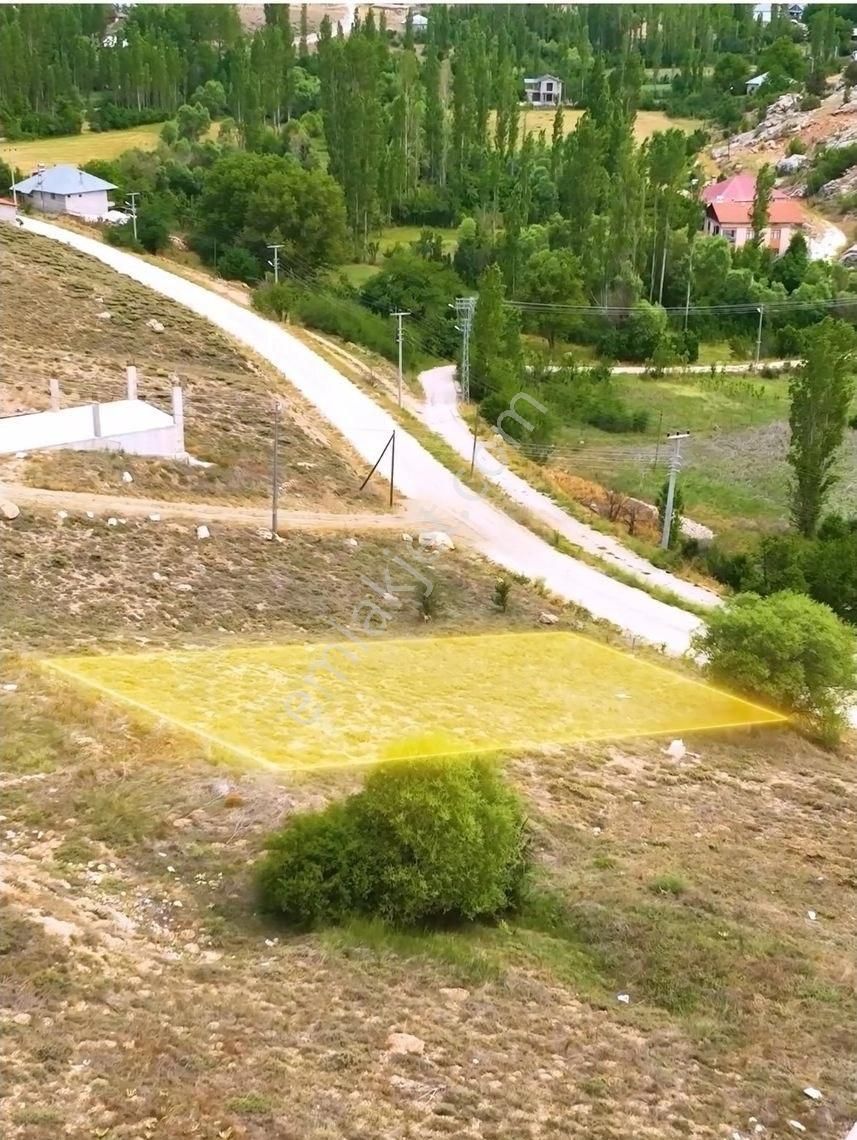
left=11, top=164, right=117, bottom=220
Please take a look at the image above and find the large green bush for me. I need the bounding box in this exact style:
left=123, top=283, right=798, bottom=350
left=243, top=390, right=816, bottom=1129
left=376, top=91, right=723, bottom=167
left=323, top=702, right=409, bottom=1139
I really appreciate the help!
left=692, top=592, right=856, bottom=742
left=257, top=756, right=529, bottom=928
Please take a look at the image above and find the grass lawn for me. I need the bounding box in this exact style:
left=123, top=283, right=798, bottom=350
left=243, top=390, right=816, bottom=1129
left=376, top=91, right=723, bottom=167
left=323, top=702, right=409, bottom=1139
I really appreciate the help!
left=1, top=504, right=854, bottom=1137
left=0, top=123, right=167, bottom=171
left=339, top=224, right=460, bottom=288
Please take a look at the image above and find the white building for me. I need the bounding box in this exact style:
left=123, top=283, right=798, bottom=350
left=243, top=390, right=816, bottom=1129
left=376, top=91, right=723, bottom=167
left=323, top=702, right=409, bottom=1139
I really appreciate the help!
left=0, top=369, right=187, bottom=460
left=0, top=196, right=18, bottom=224
left=411, top=12, right=428, bottom=31
left=523, top=74, right=563, bottom=107
left=746, top=72, right=769, bottom=94
left=11, top=164, right=117, bottom=221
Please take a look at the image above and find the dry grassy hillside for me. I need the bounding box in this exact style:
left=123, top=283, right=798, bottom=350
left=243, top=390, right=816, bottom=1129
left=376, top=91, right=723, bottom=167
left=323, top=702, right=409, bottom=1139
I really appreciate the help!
left=0, top=227, right=382, bottom=510
left=1, top=502, right=855, bottom=1139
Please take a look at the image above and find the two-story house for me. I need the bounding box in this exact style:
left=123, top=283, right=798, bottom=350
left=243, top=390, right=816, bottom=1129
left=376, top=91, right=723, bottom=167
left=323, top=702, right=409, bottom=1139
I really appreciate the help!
left=701, top=172, right=806, bottom=256
left=523, top=75, right=563, bottom=107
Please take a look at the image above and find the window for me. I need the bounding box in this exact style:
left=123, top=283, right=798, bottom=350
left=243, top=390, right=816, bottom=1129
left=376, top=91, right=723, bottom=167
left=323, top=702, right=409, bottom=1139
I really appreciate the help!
left=545, top=82, right=553, bottom=91
left=722, top=227, right=735, bottom=240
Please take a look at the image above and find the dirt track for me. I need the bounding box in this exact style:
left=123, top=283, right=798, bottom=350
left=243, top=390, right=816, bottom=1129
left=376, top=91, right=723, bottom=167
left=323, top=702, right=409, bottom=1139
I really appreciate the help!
left=0, top=482, right=419, bottom=534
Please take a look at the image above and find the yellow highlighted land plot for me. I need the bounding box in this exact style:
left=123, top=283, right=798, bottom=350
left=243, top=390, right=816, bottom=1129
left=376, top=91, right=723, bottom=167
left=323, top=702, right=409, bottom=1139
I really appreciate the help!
left=43, top=631, right=786, bottom=771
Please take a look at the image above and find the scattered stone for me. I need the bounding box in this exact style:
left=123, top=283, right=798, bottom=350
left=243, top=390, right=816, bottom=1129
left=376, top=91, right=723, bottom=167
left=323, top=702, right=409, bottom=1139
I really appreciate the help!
left=386, top=1031, right=425, bottom=1056
left=145, top=318, right=165, bottom=333
left=14, top=451, right=26, bottom=459
left=439, top=987, right=469, bottom=1003
left=257, top=528, right=275, bottom=540
left=0, top=500, right=20, bottom=521
left=148, top=513, right=160, bottom=522
left=174, top=583, right=193, bottom=592
left=665, top=739, right=687, bottom=761
left=12, top=1012, right=32, bottom=1026
left=86, top=511, right=95, bottom=519
left=96, top=310, right=112, bottom=320
left=56, top=510, right=68, bottom=521
left=538, top=611, right=559, bottom=626
left=344, top=537, right=359, bottom=549
left=616, top=993, right=630, bottom=1004
left=807, top=909, right=817, bottom=922
left=802, top=1087, right=822, bottom=1102
left=211, top=778, right=231, bottom=798
left=419, top=530, right=454, bottom=552
left=107, top=517, right=118, bottom=527
left=122, top=470, right=133, bottom=484
left=787, top=1123, right=806, bottom=1134
left=196, top=524, right=211, bottom=540
left=401, top=533, right=413, bottom=543
left=382, top=591, right=402, bottom=609
left=2, top=683, right=18, bottom=692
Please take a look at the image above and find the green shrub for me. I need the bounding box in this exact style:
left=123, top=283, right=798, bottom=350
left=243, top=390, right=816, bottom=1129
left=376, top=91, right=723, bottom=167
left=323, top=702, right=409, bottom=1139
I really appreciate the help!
left=692, top=591, right=856, bottom=742
left=492, top=576, right=511, bottom=612
left=258, top=756, right=530, bottom=928
left=786, top=136, right=807, bottom=156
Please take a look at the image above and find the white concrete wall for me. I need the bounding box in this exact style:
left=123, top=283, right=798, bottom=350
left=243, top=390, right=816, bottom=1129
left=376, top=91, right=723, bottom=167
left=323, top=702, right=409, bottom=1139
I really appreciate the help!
left=65, top=189, right=111, bottom=219
left=0, top=202, right=17, bottom=223
left=68, top=423, right=185, bottom=457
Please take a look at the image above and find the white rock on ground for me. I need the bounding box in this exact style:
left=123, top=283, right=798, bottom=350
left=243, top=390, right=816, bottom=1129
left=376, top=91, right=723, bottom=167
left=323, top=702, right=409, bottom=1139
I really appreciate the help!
left=418, top=530, right=455, bottom=551
left=196, top=524, right=210, bottom=540
left=802, top=1087, right=822, bottom=1101
left=145, top=317, right=165, bottom=332
left=0, top=500, right=20, bottom=520
left=539, top=612, right=559, bottom=626
left=386, top=1032, right=425, bottom=1055
left=665, top=739, right=687, bottom=760
left=122, top=470, right=133, bottom=483
left=107, top=517, right=118, bottom=527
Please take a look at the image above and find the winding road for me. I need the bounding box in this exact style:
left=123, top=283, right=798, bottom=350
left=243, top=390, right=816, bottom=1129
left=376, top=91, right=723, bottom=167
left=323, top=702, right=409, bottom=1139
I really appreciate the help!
left=20, top=216, right=702, bottom=654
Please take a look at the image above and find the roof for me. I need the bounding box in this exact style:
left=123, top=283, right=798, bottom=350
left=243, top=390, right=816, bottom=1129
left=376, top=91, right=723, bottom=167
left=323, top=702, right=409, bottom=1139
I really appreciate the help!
left=524, top=74, right=562, bottom=83
left=0, top=197, right=16, bottom=207
left=746, top=72, right=770, bottom=86
left=11, top=164, right=116, bottom=196
left=411, top=13, right=428, bottom=24
left=0, top=399, right=172, bottom=456
left=702, top=172, right=788, bottom=204
left=707, top=198, right=806, bottom=226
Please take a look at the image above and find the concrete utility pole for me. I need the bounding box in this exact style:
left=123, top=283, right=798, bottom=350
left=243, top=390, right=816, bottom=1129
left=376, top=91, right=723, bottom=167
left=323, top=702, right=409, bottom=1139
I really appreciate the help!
left=660, top=431, right=690, bottom=550
left=684, top=238, right=695, bottom=332
left=392, top=310, right=410, bottom=407
left=125, top=191, right=139, bottom=243
left=453, top=296, right=476, bottom=402
left=271, top=398, right=281, bottom=536
left=267, top=243, right=283, bottom=285
left=755, top=304, right=764, bottom=367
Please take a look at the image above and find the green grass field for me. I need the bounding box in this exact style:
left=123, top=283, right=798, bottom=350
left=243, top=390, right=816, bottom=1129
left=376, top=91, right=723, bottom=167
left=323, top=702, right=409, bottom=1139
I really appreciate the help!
left=548, top=371, right=795, bottom=530
left=1, top=123, right=167, bottom=171
left=340, top=224, right=459, bottom=287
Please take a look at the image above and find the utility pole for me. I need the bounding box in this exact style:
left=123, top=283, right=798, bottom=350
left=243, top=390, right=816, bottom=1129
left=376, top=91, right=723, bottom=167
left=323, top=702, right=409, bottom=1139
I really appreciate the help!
left=684, top=237, right=695, bottom=332
left=755, top=305, right=764, bottom=367
left=267, top=243, right=283, bottom=285
left=470, top=406, right=479, bottom=475
left=271, top=398, right=281, bottom=536
left=660, top=431, right=690, bottom=550
left=453, top=296, right=476, bottom=402
left=392, top=311, right=410, bottom=407
left=125, top=191, right=139, bottom=243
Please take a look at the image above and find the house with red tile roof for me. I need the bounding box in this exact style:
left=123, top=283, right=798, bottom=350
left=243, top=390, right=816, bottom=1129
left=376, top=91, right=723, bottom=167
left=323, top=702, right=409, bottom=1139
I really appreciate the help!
left=701, top=172, right=806, bottom=255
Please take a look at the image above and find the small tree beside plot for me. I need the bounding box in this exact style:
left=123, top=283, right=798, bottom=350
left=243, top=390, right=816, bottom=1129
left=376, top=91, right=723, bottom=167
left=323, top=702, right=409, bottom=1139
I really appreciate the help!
left=692, top=591, right=857, bottom=744
left=257, top=756, right=530, bottom=929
